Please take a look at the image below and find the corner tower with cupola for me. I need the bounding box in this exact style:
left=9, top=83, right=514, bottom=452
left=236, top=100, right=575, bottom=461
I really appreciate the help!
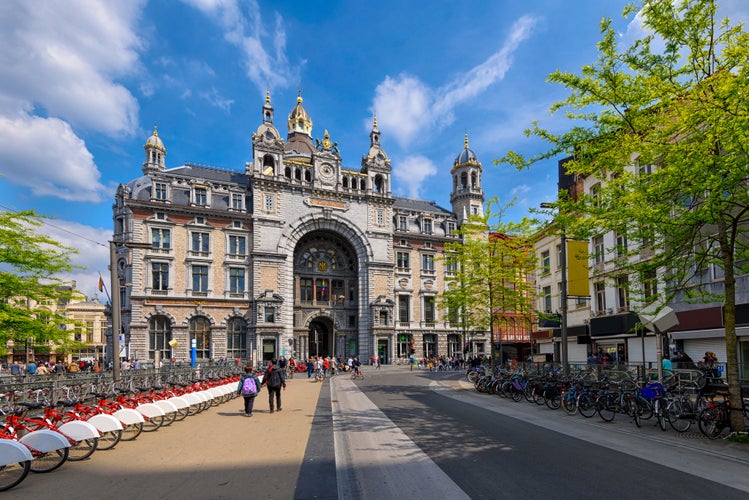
left=143, top=125, right=166, bottom=174
left=450, top=134, right=484, bottom=226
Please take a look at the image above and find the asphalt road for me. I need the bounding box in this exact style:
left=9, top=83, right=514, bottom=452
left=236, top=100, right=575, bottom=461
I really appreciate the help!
left=5, top=367, right=748, bottom=500
left=344, top=368, right=749, bottom=500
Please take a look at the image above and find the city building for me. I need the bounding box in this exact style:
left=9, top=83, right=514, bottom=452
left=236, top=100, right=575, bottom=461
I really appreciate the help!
left=112, top=92, right=495, bottom=365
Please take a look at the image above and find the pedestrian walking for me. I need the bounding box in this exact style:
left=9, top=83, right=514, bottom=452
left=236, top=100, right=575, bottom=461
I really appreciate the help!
left=262, top=358, right=286, bottom=413
left=237, top=365, right=261, bottom=417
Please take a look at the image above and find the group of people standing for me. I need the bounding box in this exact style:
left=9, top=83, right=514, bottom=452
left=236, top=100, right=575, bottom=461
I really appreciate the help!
left=6, top=359, right=101, bottom=377
left=237, top=358, right=287, bottom=417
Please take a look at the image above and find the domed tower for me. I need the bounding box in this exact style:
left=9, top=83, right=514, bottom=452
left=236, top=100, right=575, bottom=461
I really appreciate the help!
left=284, top=90, right=315, bottom=157
left=449, top=133, right=484, bottom=225
left=361, top=115, right=391, bottom=195
left=251, top=91, right=284, bottom=176
left=143, top=125, right=166, bottom=174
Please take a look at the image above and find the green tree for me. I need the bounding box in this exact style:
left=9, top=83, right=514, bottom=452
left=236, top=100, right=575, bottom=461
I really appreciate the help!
left=442, top=199, right=538, bottom=368
left=502, top=0, right=749, bottom=430
left=0, top=210, right=80, bottom=354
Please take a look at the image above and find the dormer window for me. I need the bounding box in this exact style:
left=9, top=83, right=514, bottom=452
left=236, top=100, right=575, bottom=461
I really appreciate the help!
left=154, top=182, right=168, bottom=201
left=193, top=187, right=208, bottom=206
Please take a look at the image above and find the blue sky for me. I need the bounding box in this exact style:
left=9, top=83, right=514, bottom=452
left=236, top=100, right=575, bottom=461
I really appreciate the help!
left=1, top=0, right=747, bottom=300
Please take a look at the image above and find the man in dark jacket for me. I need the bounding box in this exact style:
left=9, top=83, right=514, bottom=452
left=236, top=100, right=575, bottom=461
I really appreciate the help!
left=262, top=359, right=286, bottom=413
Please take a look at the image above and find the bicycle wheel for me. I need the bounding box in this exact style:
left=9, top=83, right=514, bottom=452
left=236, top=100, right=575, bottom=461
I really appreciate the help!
left=636, top=398, right=653, bottom=420
left=0, top=460, right=30, bottom=491
left=667, top=399, right=692, bottom=433
left=597, top=395, right=616, bottom=422
left=577, top=394, right=597, bottom=418
left=96, top=430, right=122, bottom=450
left=30, top=447, right=68, bottom=473
left=655, top=400, right=669, bottom=431
left=67, top=437, right=97, bottom=461
left=561, top=391, right=577, bottom=415
left=698, top=406, right=728, bottom=439
left=142, top=415, right=164, bottom=432
left=545, top=389, right=561, bottom=410
left=161, top=411, right=177, bottom=427
left=120, top=422, right=143, bottom=441
left=173, top=406, right=189, bottom=421
left=511, top=387, right=523, bottom=402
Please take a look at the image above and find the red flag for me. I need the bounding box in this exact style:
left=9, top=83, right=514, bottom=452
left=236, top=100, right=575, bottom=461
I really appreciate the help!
left=98, top=275, right=104, bottom=292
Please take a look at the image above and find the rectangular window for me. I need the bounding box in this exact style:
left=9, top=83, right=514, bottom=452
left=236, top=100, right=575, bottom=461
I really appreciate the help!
left=228, top=235, right=246, bottom=257
left=348, top=281, right=357, bottom=302
left=376, top=210, right=384, bottom=226
left=231, top=193, right=243, bottom=210
left=422, top=218, right=433, bottom=234
left=595, top=282, right=606, bottom=313
left=541, top=250, right=551, bottom=274
left=151, top=228, right=171, bottom=249
left=398, top=215, right=407, bottom=231
left=264, top=193, right=274, bottom=212
left=152, top=262, right=169, bottom=291
left=300, top=278, right=313, bottom=302
left=315, top=279, right=329, bottom=302
left=85, top=321, right=94, bottom=343
left=424, top=296, right=436, bottom=324
left=616, top=232, right=628, bottom=258
left=331, top=279, right=345, bottom=301
left=593, top=235, right=604, bottom=264
left=155, top=183, right=167, bottom=201
left=617, top=275, right=629, bottom=310
left=229, top=268, right=245, bottom=295
left=379, top=310, right=388, bottom=326
left=192, top=265, right=209, bottom=293
left=265, top=306, right=275, bottom=323
left=396, top=251, right=410, bottom=270
left=194, top=187, right=207, bottom=206
left=191, top=232, right=210, bottom=254
left=471, top=205, right=479, bottom=215
left=421, top=254, right=434, bottom=272
left=542, top=285, right=552, bottom=313
left=446, top=221, right=456, bottom=236
left=642, top=270, right=658, bottom=299
left=398, top=295, right=410, bottom=323
left=445, top=254, right=457, bottom=274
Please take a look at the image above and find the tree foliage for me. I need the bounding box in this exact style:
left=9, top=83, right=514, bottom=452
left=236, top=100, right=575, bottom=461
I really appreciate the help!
left=501, top=0, right=749, bottom=429
left=0, top=210, right=80, bottom=352
left=441, top=199, right=539, bottom=366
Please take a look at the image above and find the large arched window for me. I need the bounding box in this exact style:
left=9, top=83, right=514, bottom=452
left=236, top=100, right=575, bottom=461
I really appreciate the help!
left=190, top=317, right=211, bottom=359
left=149, top=315, right=172, bottom=360
left=226, top=317, right=247, bottom=359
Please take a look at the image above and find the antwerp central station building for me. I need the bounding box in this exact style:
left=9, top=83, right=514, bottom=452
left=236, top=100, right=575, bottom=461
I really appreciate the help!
left=113, top=92, right=488, bottom=365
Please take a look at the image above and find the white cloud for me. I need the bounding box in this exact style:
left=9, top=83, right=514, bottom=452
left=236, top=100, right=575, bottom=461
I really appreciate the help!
left=200, top=87, right=234, bottom=113
left=183, top=0, right=293, bottom=93
left=372, top=15, right=539, bottom=199
left=0, top=113, right=108, bottom=202
left=0, top=0, right=145, bottom=203
left=0, top=0, right=144, bottom=136
left=373, top=15, right=539, bottom=150
left=37, top=219, right=111, bottom=301
left=392, top=155, right=438, bottom=199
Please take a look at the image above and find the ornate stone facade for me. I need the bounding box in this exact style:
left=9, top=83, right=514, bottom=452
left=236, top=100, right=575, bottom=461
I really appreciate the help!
left=113, top=93, right=487, bottom=364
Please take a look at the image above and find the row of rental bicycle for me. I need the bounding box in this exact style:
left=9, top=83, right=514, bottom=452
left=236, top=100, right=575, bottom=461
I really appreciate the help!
left=0, top=365, right=243, bottom=492
left=469, top=366, right=749, bottom=440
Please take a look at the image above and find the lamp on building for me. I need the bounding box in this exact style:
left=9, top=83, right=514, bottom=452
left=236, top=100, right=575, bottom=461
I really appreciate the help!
left=109, top=240, right=153, bottom=382
left=540, top=203, right=569, bottom=375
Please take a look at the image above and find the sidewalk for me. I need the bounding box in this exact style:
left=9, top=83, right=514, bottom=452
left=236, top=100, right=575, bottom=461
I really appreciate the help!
left=8, top=375, right=325, bottom=499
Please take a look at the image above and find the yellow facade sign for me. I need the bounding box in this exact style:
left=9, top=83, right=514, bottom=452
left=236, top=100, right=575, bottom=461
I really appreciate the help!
left=567, top=240, right=590, bottom=297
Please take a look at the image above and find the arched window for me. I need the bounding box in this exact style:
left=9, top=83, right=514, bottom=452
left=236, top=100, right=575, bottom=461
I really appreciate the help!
left=374, top=174, right=384, bottom=193
left=342, top=177, right=349, bottom=188
left=226, top=317, right=247, bottom=359
left=304, top=169, right=311, bottom=182
left=190, top=317, right=211, bottom=359
left=471, top=172, right=478, bottom=189
left=148, top=315, right=172, bottom=361
left=262, top=155, right=275, bottom=176
left=461, top=172, right=468, bottom=189
left=285, top=166, right=292, bottom=178
left=295, top=168, right=301, bottom=180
